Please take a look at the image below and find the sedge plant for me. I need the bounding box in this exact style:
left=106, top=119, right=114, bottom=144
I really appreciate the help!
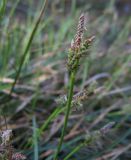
left=54, top=13, right=95, bottom=160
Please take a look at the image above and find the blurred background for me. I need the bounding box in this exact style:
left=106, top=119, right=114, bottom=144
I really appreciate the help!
left=0, top=0, right=131, bottom=159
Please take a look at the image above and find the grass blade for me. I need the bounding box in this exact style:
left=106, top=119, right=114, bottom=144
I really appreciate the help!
left=0, top=0, right=6, bottom=20
left=10, top=0, right=48, bottom=94
left=33, top=116, right=39, bottom=160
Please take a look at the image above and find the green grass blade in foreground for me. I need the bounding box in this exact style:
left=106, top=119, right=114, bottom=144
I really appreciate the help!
left=25, top=107, right=64, bottom=148
left=9, top=0, right=20, bottom=19
left=64, top=143, right=84, bottom=160
left=1, top=0, right=21, bottom=75
left=0, top=0, right=6, bottom=20
left=33, top=116, right=39, bottom=160
left=39, top=107, right=64, bottom=134
left=10, top=0, right=48, bottom=94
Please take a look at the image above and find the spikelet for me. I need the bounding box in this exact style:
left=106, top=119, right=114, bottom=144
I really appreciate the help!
left=71, top=14, right=85, bottom=51
left=0, top=127, right=26, bottom=159
left=80, top=35, right=95, bottom=55
left=68, top=13, right=95, bottom=72
left=0, top=130, right=12, bottom=146
left=12, top=153, right=26, bottom=160
left=84, top=122, right=115, bottom=146
left=56, top=82, right=100, bottom=111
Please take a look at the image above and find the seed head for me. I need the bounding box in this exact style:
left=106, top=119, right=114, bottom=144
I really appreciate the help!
left=68, top=13, right=94, bottom=72
left=12, top=153, right=26, bottom=160
left=0, top=130, right=12, bottom=145
left=71, top=13, right=85, bottom=50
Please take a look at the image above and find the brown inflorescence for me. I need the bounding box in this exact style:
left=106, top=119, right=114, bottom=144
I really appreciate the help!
left=12, top=153, right=26, bottom=160
left=0, top=129, right=26, bottom=160
left=71, top=14, right=85, bottom=51
left=68, top=13, right=94, bottom=72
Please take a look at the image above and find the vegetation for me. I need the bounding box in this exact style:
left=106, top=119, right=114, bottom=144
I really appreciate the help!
left=0, top=0, right=131, bottom=159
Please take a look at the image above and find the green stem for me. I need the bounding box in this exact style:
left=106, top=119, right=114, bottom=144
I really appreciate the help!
left=0, top=0, right=6, bottom=21
left=54, top=61, right=78, bottom=160
left=64, top=143, right=84, bottom=160
left=64, top=136, right=92, bottom=160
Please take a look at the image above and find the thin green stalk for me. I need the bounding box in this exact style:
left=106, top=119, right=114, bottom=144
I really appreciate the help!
left=54, top=60, right=78, bottom=160
left=0, top=0, right=6, bottom=21
left=10, top=0, right=48, bottom=95
left=32, top=116, right=39, bottom=160
left=64, top=135, right=93, bottom=160
left=64, top=143, right=84, bottom=160
left=40, top=107, right=63, bottom=133
left=26, top=107, right=64, bottom=148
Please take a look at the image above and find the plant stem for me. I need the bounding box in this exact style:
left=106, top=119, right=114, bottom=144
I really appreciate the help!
left=64, top=135, right=92, bottom=160
left=54, top=61, right=78, bottom=160
left=0, top=0, right=6, bottom=21
left=64, top=143, right=84, bottom=160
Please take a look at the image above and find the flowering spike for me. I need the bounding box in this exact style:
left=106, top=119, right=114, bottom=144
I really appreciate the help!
left=71, top=13, right=85, bottom=50
left=68, top=13, right=94, bottom=72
